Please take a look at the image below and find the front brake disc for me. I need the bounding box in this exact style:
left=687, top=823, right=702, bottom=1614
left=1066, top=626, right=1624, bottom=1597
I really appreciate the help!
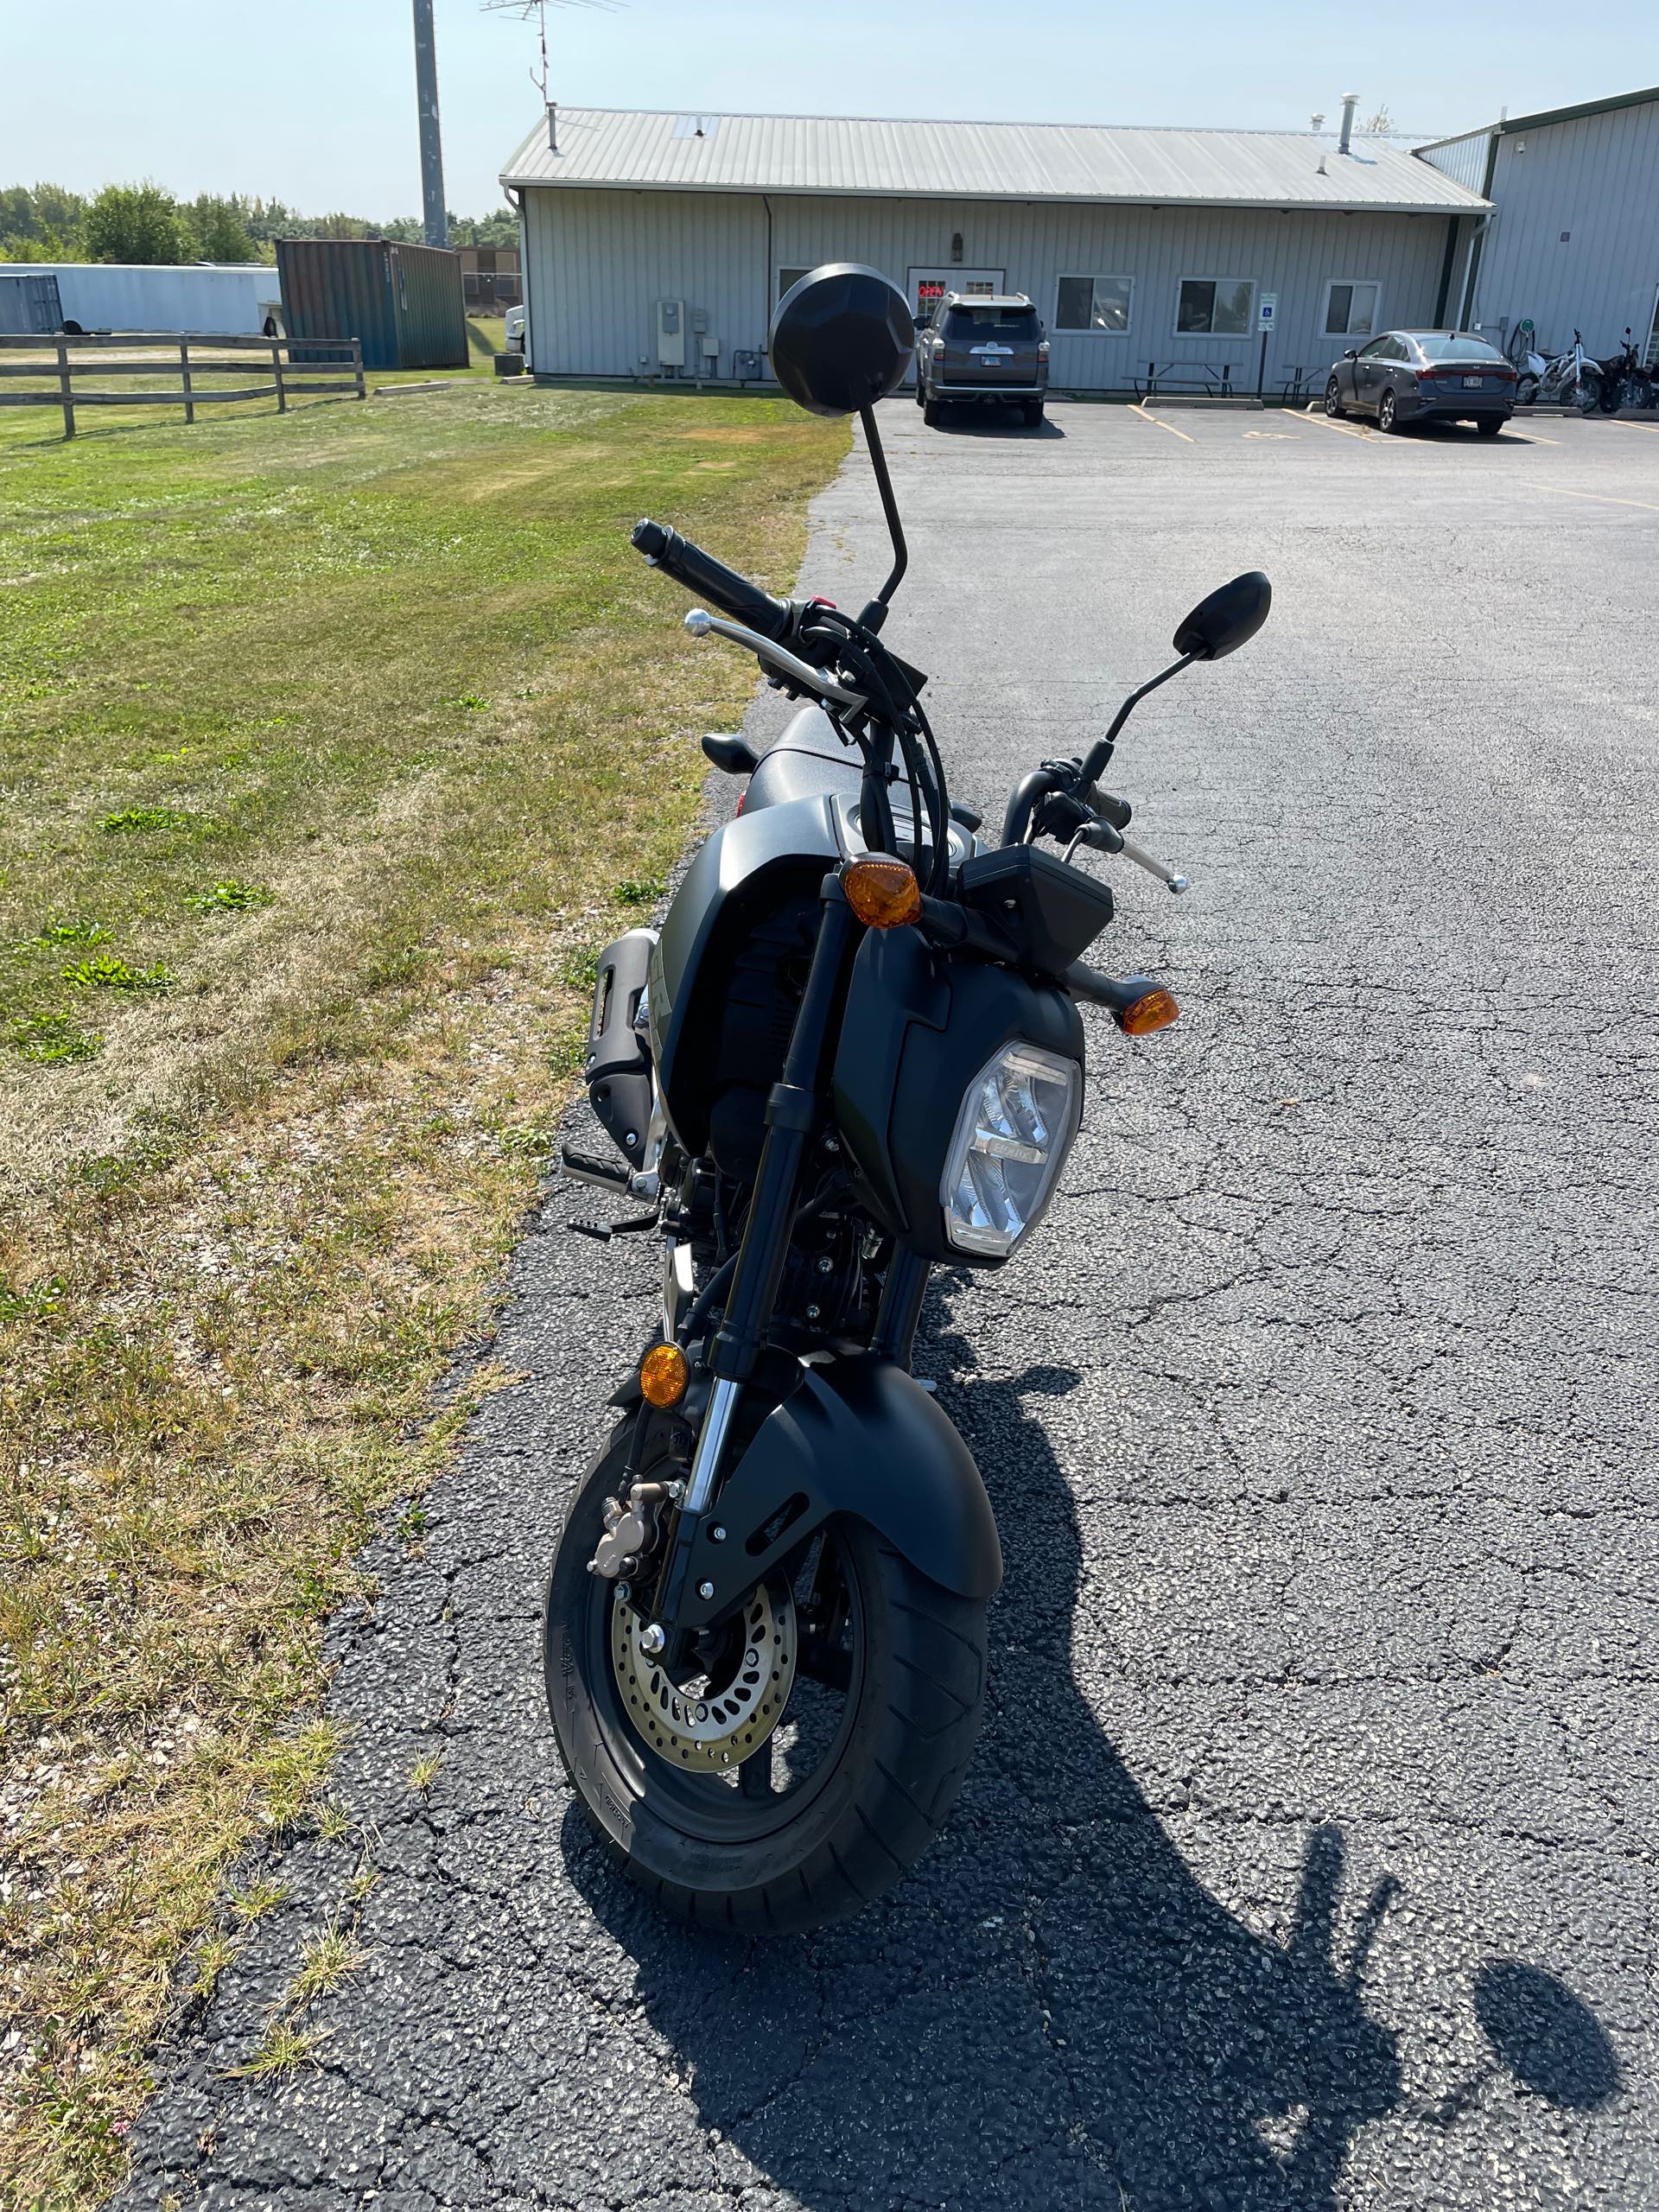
left=610, top=1580, right=796, bottom=1774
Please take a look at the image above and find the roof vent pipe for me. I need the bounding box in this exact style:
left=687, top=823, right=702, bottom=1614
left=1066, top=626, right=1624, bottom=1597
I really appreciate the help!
left=1338, top=93, right=1358, bottom=155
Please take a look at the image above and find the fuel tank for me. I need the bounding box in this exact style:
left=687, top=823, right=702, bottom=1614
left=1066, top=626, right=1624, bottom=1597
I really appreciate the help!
left=649, top=709, right=978, bottom=1169
left=647, top=791, right=846, bottom=1161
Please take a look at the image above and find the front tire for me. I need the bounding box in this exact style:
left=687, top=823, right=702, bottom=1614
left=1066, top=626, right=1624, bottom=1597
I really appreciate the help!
left=544, top=1419, right=988, bottom=1933
left=1325, top=374, right=1345, bottom=417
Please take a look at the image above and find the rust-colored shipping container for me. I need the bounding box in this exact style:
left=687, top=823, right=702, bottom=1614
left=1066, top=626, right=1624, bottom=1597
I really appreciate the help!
left=276, top=238, right=467, bottom=372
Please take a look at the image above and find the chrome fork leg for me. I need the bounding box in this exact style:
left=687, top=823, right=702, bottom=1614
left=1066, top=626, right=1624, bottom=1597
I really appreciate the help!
left=684, top=1376, right=741, bottom=1514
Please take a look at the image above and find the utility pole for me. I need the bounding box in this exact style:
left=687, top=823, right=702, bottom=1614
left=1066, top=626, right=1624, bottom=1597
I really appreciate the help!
left=412, top=0, right=449, bottom=248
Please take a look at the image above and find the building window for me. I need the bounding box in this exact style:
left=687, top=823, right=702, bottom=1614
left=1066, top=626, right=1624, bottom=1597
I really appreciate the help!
left=1054, top=275, right=1133, bottom=334
left=1646, top=284, right=1659, bottom=368
left=1324, top=280, right=1381, bottom=338
left=1176, top=277, right=1255, bottom=336
left=777, top=266, right=811, bottom=302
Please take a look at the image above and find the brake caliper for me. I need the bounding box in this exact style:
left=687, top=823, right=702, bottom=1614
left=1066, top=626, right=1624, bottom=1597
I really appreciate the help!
left=587, top=1479, right=675, bottom=1581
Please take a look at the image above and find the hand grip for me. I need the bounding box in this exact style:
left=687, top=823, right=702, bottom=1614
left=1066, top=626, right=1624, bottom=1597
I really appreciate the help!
left=632, top=518, right=795, bottom=643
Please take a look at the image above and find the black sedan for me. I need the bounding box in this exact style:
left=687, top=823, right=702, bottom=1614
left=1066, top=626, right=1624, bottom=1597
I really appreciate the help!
left=1325, top=330, right=1517, bottom=435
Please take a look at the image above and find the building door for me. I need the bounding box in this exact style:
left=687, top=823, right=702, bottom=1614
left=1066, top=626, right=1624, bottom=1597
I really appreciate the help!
left=907, top=267, right=1005, bottom=326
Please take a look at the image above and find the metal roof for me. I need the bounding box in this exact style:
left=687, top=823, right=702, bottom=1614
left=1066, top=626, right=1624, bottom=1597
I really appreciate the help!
left=502, top=108, right=1490, bottom=213
left=1418, top=82, right=1659, bottom=149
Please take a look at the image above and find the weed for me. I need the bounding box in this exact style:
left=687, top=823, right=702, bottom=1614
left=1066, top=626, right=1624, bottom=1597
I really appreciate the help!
left=98, top=807, right=204, bottom=835
left=561, top=948, right=601, bottom=993
left=347, top=1861, right=381, bottom=1905
left=408, top=1751, right=443, bottom=1796
left=314, top=1797, right=353, bottom=1843
left=37, top=919, right=110, bottom=946
left=191, top=1931, right=238, bottom=1999
left=287, top=1919, right=366, bottom=2007
left=7, top=1009, right=100, bottom=1063
left=0, top=1274, right=65, bottom=1320
left=450, top=694, right=492, bottom=711
left=223, top=2018, right=321, bottom=2081
left=614, top=877, right=665, bottom=907
left=61, top=954, right=173, bottom=992
left=226, top=1878, right=289, bottom=1927
left=395, top=1500, right=428, bottom=1545
left=184, top=881, right=272, bottom=914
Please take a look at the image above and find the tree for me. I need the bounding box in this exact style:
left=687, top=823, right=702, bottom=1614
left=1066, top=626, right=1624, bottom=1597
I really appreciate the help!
left=83, top=182, right=189, bottom=264
left=1363, top=105, right=1395, bottom=137
left=188, top=194, right=257, bottom=262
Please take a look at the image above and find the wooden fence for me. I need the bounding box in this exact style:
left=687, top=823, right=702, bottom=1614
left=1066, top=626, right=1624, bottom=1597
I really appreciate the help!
left=0, top=333, right=365, bottom=438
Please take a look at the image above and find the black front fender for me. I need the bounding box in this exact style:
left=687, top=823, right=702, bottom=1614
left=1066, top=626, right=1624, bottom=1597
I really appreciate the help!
left=675, top=1355, right=1001, bottom=1632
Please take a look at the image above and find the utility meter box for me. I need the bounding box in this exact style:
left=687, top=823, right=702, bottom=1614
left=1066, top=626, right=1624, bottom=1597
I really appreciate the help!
left=700, top=333, right=720, bottom=361
left=656, top=299, right=686, bottom=367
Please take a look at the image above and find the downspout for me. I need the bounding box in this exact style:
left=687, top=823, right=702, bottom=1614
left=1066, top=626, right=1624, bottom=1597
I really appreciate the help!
left=1459, top=126, right=1503, bottom=327
left=1432, top=214, right=1460, bottom=327
left=502, top=181, right=531, bottom=372
left=762, top=192, right=774, bottom=376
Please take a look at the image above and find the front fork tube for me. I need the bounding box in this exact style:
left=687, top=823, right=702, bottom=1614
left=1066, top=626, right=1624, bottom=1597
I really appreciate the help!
left=649, top=882, right=859, bottom=1644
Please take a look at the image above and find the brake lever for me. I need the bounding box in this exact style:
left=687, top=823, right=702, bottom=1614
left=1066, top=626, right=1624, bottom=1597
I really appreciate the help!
left=1119, top=836, right=1188, bottom=894
left=1063, top=817, right=1187, bottom=893
left=683, top=609, right=867, bottom=712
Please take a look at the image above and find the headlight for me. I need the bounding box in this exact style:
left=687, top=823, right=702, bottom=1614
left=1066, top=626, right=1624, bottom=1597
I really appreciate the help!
left=940, top=1041, right=1081, bottom=1259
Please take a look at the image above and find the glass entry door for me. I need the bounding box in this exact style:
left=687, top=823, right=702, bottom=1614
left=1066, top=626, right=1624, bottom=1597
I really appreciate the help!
left=907, top=265, right=1005, bottom=327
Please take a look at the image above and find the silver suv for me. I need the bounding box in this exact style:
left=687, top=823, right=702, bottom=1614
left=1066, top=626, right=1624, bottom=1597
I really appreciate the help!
left=915, top=292, right=1048, bottom=427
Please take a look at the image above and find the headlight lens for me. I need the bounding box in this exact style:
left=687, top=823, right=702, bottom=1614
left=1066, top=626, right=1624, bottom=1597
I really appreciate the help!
left=940, top=1042, right=1081, bottom=1258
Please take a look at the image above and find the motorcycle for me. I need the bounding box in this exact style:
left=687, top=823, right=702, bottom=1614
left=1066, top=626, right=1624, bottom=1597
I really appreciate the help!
left=1594, top=328, right=1657, bottom=413
left=1516, top=330, right=1601, bottom=412
left=542, top=264, right=1271, bottom=1933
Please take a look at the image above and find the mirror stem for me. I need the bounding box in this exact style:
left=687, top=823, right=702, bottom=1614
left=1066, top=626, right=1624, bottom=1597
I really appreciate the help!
left=1078, top=656, right=1193, bottom=789
left=857, top=403, right=907, bottom=629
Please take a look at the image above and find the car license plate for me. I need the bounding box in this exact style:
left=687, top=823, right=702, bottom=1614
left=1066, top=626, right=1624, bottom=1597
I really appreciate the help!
left=1461, top=375, right=1484, bottom=389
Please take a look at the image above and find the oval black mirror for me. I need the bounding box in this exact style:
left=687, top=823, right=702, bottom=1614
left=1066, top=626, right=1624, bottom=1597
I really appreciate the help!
left=769, top=264, right=914, bottom=418
left=1173, top=571, right=1272, bottom=662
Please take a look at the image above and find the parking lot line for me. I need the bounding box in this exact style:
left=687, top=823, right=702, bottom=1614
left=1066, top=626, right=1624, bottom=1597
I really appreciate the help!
left=1506, top=431, right=1560, bottom=445
left=1301, top=409, right=1372, bottom=442
left=1523, top=479, right=1659, bottom=515
left=1609, top=418, right=1659, bottom=436
left=1128, top=404, right=1195, bottom=443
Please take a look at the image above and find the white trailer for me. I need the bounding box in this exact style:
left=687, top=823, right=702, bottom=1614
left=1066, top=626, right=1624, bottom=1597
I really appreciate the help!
left=0, top=263, right=284, bottom=335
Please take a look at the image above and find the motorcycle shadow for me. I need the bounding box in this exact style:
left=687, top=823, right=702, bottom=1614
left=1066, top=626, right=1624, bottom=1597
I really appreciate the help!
left=563, top=1322, right=1619, bottom=2209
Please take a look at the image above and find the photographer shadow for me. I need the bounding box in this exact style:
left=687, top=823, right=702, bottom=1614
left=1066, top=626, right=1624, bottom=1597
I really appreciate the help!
left=564, top=1322, right=1618, bottom=2209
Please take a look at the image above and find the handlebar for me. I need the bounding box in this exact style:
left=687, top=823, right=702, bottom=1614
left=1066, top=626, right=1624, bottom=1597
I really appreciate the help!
left=632, top=518, right=797, bottom=644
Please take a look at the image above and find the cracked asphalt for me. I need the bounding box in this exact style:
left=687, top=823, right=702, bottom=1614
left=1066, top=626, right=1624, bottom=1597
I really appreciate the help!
left=120, top=400, right=1657, bottom=2211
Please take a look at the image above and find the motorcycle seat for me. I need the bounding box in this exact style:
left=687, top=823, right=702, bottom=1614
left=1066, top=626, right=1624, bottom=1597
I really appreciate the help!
left=743, top=709, right=867, bottom=813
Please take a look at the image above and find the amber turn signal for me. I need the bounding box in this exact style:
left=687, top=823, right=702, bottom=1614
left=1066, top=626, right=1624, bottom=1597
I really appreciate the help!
left=639, top=1342, right=690, bottom=1408
left=1117, top=987, right=1180, bottom=1037
left=842, top=856, right=923, bottom=930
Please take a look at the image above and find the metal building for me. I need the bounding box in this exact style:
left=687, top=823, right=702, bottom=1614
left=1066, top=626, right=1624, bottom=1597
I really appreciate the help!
left=499, top=106, right=1489, bottom=395
left=1418, top=86, right=1659, bottom=360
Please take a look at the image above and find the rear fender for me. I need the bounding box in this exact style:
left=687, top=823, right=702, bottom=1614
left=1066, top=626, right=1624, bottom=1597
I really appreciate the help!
left=674, top=1354, right=1001, bottom=1631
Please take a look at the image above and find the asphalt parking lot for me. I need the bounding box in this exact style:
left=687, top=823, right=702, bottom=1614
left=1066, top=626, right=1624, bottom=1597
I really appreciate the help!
left=123, top=399, right=1658, bottom=2212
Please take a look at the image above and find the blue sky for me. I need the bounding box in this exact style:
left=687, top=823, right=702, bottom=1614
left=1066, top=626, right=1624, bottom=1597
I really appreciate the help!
left=0, top=0, right=1649, bottom=216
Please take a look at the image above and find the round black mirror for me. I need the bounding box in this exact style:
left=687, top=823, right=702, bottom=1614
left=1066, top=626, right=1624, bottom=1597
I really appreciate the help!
left=769, top=264, right=914, bottom=418
left=1173, top=570, right=1272, bottom=662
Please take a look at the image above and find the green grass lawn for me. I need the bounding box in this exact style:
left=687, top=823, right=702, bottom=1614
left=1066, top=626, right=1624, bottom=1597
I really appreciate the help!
left=0, top=375, right=847, bottom=2209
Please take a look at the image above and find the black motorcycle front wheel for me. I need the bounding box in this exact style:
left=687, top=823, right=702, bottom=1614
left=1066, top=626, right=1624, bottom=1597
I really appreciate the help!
left=544, top=1417, right=988, bottom=1933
